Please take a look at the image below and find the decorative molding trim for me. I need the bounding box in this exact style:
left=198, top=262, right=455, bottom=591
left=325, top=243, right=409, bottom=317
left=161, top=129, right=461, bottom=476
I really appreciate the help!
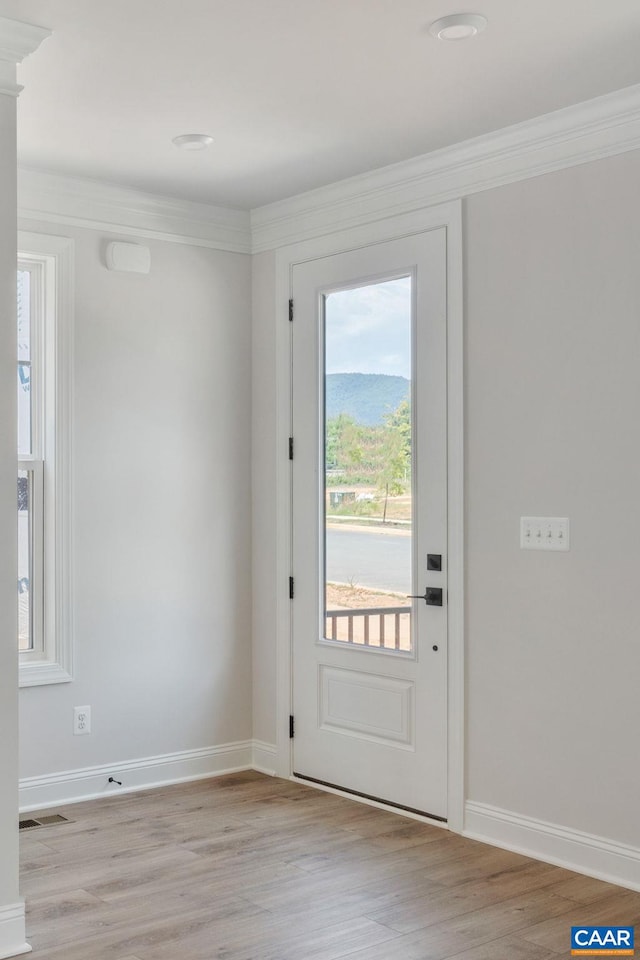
left=18, top=168, right=252, bottom=254
left=0, top=16, right=50, bottom=97
left=19, top=741, right=253, bottom=812
left=251, top=82, right=640, bottom=252
left=0, top=16, right=50, bottom=64
left=252, top=740, right=277, bottom=776
left=465, top=801, right=640, bottom=894
left=0, top=73, right=21, bottom=98
left=0, top=902, right=30, bottom=959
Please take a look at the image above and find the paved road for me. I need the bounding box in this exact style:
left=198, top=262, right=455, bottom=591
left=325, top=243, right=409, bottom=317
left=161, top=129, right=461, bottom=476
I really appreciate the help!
left=326, top=525, right=411, bottom=594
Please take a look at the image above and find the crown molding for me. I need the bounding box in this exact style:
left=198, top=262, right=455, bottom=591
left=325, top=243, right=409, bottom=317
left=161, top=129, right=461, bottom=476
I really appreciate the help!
left=17, top=83, right=640, bottom=255
left=251, top=82, right=640, bottom=252
left=0, top=16, right=50, bottom=64
left=18, top=168, right=252, bottom=254
left=0, top=17, right=51, bottom=98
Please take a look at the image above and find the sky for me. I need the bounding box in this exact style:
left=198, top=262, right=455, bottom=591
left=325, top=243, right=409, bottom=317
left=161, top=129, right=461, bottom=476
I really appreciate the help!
left=325, top=276, right=411, bottom=380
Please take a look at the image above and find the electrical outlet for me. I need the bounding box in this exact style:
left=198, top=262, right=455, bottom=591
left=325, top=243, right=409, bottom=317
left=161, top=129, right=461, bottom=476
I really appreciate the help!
left=73, top=705, right=91, bottom=735
left=520, top=517, right=570, bottom=551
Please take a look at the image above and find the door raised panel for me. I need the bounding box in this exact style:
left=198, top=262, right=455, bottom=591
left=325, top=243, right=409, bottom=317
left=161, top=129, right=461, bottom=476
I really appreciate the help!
left=319, top=665, right=414, bottom=749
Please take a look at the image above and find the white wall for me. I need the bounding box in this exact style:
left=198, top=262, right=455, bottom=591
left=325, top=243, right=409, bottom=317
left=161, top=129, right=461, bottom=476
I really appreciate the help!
left=250, top=148, right=640, bottom=859
left=19, top=224, right=253, bottom=782
left=465, top=150, right=640, bottom=848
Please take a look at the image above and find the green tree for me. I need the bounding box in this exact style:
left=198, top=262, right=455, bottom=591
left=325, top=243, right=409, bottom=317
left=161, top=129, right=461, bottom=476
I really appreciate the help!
left=338, top=417, right=364, bottom=472
left=326, top=399, right=411, bottom=509
left=384, top=398, right=411, bottom=464
left=376, top=427, right=407, bottom=522
left=325, top=414, right=344, bottom=469
left=326, top=413, right=365, bottom=477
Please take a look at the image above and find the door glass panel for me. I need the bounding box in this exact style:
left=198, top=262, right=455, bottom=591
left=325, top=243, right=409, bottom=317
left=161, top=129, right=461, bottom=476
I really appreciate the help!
left=323, top=276, right=412, bottom=652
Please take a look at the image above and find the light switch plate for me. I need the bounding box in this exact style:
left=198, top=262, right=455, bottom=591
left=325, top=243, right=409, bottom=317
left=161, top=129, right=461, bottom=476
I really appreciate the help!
left=520, top=517, right=569, bottom=551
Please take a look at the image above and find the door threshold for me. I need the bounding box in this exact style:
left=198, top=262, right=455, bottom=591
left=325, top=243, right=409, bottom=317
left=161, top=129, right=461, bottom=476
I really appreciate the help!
left=292, top=772, right=448, bottom=825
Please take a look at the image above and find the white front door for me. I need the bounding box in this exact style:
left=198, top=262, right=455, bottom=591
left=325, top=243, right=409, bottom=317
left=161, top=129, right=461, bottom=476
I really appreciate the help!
left=291, top=229, right=448, bottom=820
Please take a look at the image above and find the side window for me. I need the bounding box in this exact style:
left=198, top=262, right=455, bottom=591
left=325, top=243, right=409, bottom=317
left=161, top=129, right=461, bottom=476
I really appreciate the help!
left=18, top=235, right=74, bottom=686
left=17, top=265, right=44, bottom=660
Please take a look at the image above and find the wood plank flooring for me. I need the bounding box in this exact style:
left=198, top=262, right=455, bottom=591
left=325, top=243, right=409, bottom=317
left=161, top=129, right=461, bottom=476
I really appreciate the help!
left=19, top=771, right=640, bottom=959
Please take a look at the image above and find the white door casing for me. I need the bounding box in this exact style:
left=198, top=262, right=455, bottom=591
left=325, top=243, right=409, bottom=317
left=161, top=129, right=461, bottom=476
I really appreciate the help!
left=271, top=201, right=464, bottom=832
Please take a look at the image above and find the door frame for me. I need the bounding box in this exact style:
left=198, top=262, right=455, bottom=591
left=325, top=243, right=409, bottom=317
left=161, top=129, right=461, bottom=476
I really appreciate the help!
left=272, top=199, right=465, bottom=833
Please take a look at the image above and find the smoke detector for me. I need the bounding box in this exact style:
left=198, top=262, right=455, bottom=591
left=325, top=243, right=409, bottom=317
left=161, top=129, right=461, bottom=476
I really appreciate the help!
left=429, top=14, right=487, bottom=40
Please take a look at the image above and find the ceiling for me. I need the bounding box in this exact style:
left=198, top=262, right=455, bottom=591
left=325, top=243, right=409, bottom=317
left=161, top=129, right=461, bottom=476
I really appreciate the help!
left=5, top=0, right=640, bottom=210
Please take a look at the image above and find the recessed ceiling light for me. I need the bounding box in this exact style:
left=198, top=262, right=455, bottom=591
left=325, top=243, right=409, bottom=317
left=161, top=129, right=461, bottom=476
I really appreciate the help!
left=429, top=13, right=487, bottom=41
left=172, top=134, right=214, bottom=151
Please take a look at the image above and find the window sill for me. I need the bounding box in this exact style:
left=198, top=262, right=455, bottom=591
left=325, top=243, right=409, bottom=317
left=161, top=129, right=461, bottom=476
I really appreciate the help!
left=19, top=660, right=73, bottom=687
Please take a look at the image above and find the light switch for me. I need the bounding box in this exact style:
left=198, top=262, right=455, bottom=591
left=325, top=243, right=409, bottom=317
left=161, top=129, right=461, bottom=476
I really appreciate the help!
left=520, top=517, right=569, bottom=551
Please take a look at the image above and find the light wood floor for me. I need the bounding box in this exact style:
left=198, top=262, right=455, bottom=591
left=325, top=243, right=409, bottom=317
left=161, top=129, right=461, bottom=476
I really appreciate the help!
left=20, top=771, right=640, bottom=959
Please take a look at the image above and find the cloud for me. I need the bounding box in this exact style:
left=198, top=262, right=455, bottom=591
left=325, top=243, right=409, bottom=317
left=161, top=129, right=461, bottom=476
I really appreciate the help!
left=325, top=277, right=411, bottom=378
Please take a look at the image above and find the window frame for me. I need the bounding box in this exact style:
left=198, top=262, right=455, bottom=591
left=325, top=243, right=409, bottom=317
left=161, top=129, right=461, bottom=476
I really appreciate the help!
left=18, top=232, right=74, bottom=687
left=18, top=261, right=45, bottom=661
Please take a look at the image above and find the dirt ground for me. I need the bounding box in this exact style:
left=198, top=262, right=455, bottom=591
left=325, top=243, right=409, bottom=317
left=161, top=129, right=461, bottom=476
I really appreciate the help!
left=326, top=581, right=408, bottom=610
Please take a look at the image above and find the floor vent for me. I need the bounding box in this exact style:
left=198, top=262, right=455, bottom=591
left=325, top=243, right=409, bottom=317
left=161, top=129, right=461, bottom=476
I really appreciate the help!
left=19, top=814, right=71, bottom=831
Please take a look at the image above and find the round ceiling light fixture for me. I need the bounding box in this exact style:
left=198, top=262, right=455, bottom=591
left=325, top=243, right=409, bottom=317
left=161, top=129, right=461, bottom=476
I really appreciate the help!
left=429, top=13, right=487, bottom=40
left=172, top=133, right=214, bottom=151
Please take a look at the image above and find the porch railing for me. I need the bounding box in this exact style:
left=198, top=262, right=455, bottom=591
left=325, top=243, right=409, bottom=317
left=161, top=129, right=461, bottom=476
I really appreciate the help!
left=325, top=606, right=411, bottom=651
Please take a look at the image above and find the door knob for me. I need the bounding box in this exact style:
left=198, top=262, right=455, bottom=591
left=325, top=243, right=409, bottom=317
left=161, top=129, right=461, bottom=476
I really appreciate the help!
left=407, top=587, right=443, bottom=606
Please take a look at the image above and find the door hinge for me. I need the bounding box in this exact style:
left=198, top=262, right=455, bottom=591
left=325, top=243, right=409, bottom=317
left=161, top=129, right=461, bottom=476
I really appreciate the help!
left=289, top=715, right=295, bottom=739
left=289, top=576, right=294, bottom=599
left=289, top=298, right=294, bottom=322
left=288, top=437, right=294, bottom=460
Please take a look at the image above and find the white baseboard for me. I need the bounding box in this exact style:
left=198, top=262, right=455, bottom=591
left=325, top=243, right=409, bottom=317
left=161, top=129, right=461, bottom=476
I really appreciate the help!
left=252, top=740, right=277, bottom=776
left=19, top=740, right=253, bottom=812
left=465, top=801, right=640, bottom=893
left=0, top=903, right=30, bottom=959
left=18, top=750, right=640, bottom=896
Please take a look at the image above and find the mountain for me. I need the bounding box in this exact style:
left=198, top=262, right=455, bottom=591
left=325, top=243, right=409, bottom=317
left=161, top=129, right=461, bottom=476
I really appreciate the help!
left=325, top=373, right=410, bottom=426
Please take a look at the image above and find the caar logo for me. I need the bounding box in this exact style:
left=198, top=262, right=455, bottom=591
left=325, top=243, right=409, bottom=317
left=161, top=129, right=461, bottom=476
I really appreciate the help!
left=572, top=926, right=635, bottom=956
